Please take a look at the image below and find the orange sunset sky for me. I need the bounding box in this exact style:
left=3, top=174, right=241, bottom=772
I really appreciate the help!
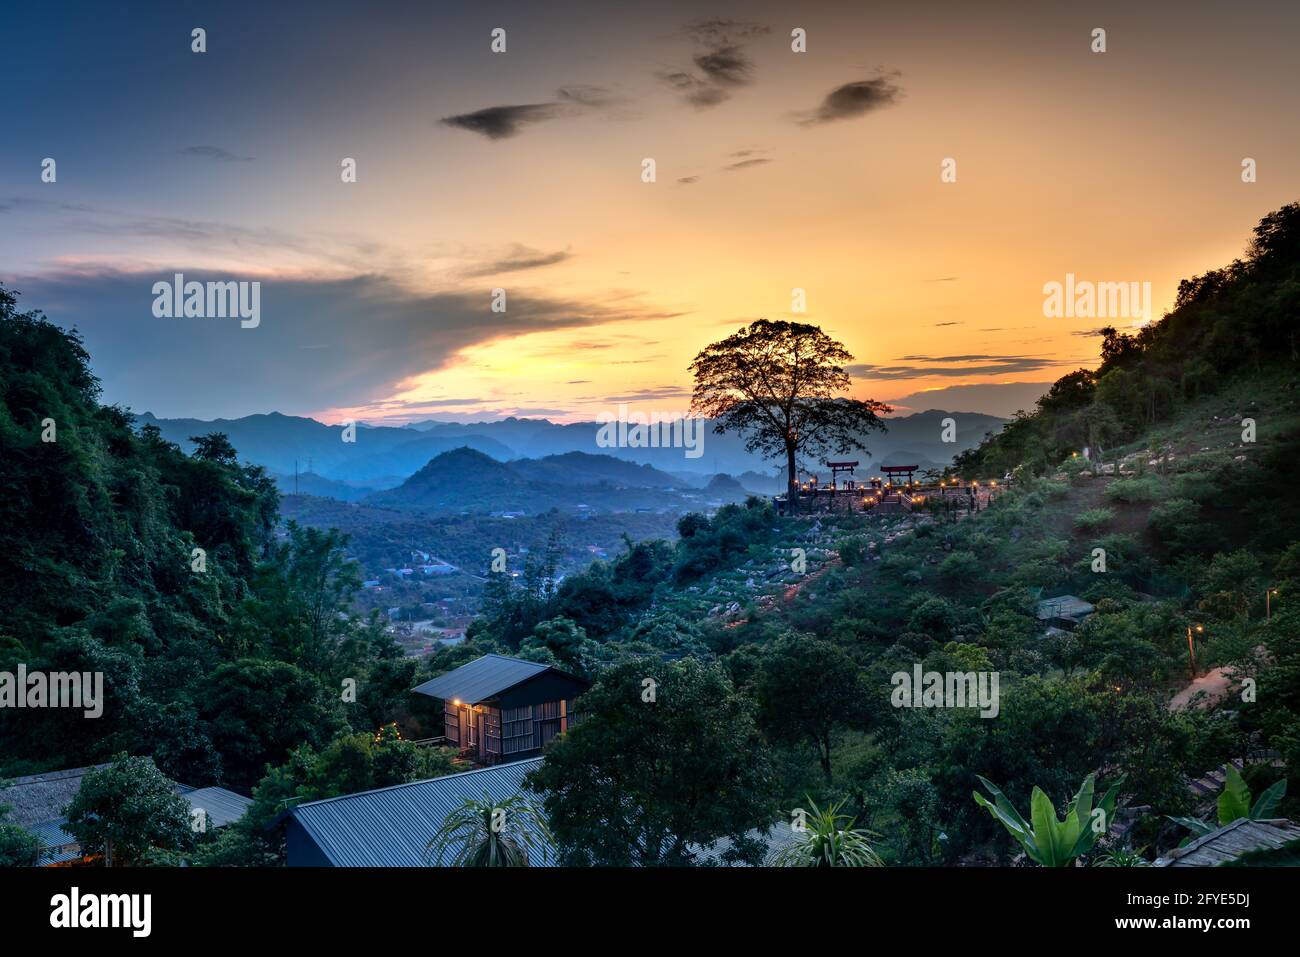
left=4, top=0, right=1299, bottom=423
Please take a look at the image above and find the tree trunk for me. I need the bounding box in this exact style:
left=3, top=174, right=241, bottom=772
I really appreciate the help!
left=786, top=444, right=798, bottom=515
left=820, top=735, right=833, bottom=784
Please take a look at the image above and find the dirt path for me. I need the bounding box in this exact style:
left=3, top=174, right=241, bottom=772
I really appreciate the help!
left=1168, top=666, right=1236, bottom=712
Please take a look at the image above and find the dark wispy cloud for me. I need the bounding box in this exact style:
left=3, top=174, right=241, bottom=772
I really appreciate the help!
left=797, top=73, right=904, bottom=126
left=658, top=18, right=770, bottom=109
left=884, top=382, right=1055, bottom=418
left=847, top=354, right=1071, bottom=380
left=462, top=244, right=571, bottom=278
left=582, top=386, right=693, bottom=404
left=442, top=83, right=630, bottom=140
left=556, top=85, right=625, bottom=109
left=677, top=175, right=700, bottom=185
left=933, top=321, right=963, bottom=327
left=724, top=157, right=771, bottom=172
left=440, top=103, right=562, bottom=140
left=1071, top=327, right=1108, bottom=337
left=12, top=267, right=678, bottom=418
left=180, top=145, right=253, bottom=162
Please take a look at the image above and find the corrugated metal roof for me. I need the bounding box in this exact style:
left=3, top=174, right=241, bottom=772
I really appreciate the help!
left=0, top=764, right=112, bottom=828
left=412, top=654, right=550, bottom=704
left=182, top=786, right=253, bottom=829
left=290, top=758, right=546, bottom=866
left=1155, top=817, right=1300, bottom=866
left=28, top=819, right=81, bottom=865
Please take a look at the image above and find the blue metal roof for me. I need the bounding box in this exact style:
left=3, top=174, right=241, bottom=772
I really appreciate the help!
left=289, top=758, right=546, bottom=867
left=412, top=654, right=550, bottom=704
left=29, top=820, right=80, bottom=865
left=181, top=786, right=254, bottom=829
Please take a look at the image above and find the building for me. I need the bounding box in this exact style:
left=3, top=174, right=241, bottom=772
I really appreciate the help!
left=1035, top=594, right=1095, bottom=631
left=283, top=756, right=803, bottom=867
left=285, top=758, right=545, bottom=866
left=0, top=764, right=252, bottom=865
left=412, top=654, right=589, bottom=764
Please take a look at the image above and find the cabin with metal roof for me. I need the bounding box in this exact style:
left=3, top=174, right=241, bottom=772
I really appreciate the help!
left=412, top=654, right=589, bottom=764
left=0, top=764, right=252, bottom=865
left=285, top=758, right=545, bottom=866
left=1035, top=594, right=1096, bottom=630
left=284, top=756, right=802, bottom=867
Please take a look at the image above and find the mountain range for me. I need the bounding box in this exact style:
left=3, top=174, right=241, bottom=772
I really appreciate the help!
left=135, top=409, right=1007, bottom=494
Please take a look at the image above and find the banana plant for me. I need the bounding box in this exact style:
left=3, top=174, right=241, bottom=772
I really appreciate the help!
left=1168, top=765, right=1287, bottom=840
left=973, top=773, right=1122, bottom=866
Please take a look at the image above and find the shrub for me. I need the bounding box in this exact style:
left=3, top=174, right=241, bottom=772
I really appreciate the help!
left=1106, top=476, right=1165, bottom=504
left=1074, top=507, right=1116, bottom=532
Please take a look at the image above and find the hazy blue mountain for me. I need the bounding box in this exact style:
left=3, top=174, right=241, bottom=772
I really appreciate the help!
left=364, top=447, right=713, bottom=514
left=138, top=408, right=1006, bottom=485
left=508, top=451, right=681, bottom=488
left=134, top=411, right=515, bottom=481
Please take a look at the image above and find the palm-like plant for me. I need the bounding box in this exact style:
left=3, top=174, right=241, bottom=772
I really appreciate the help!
left=1093, top=845, right=1149, bottom=867
left=769, top=797, right=884, bottom=867
left=1168, top=765, right=1286, bottom=842
left=973, top=773, right=1122, bottom=867
left=424, top=791, right=554, bottom=867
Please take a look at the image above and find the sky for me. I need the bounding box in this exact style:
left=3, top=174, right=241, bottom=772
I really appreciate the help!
left=2, top=0, right=1298, bottom=423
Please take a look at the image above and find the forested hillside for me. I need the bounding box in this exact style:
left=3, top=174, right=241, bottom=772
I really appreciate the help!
left=0, top=285, right=428, bottom=791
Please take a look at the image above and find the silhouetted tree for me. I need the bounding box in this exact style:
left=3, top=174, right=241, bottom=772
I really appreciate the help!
left=689, top=320, right=889, bottom=512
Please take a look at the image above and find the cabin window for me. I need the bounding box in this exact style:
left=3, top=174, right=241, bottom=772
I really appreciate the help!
left=444, top=702, right=460, bottom=746
left=502, top=705, right=535, bottom=754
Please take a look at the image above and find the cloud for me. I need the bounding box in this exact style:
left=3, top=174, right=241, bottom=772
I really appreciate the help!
left=847, top=354, right=1072, bottom=380
left=442, top=83, right=632, bottom=140
left=1071, top=327, right=1108, bottom=337
left=724, top=158, right=771, bottom=172
left=658, top=18, right=770, bottom=109
left=582, top=386, right=693, bottom=404
left=797, top=73, right=904, bottom=126
left=933, top=321, right=963, bottom=327
left=11, top=267, right=678, bottom=419
left=461, top=245, right=571, bottom=278
left=440, top=104, right=562, bottom=139
left=884, top=382, right=1055, bottom=418
left=677, top=175, right=700, bottom=185
left=180, top=145, right=253, bottom=162
left=555, top=85, right=625, bottom=109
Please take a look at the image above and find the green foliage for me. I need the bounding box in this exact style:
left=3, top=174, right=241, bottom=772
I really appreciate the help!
left=0, top=794, right=43, bottom=867
left=527, top=657, right=777, bottom=866
left=754, top=634, right=872, bottom=783
left=973, top=773, right=1122, bottom=867
left=424, top=791, right=553, bottom=867
left=1106, top=477, right=1165, bottom=504
left=1168, top=765, right=1288, bottom=839
left=1148, top=498, right=1204, bottom=554
left=769, top=797, right=883, bottom=867
left=64, top=754, right=193, bottom=866
left=1074, top=507, right=1115, bottom=532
